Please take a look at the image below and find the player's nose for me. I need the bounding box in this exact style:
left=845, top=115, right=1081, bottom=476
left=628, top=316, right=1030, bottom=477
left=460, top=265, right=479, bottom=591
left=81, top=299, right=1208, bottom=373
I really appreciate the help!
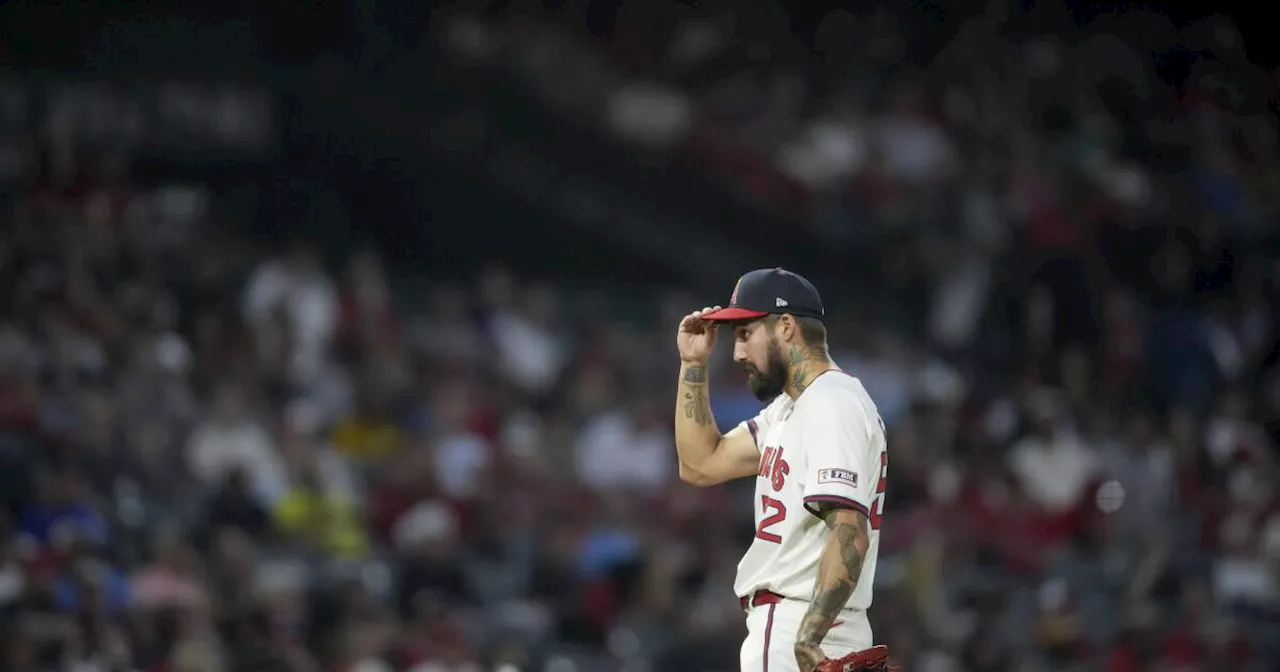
left=732, top=342, right=748, bottom=363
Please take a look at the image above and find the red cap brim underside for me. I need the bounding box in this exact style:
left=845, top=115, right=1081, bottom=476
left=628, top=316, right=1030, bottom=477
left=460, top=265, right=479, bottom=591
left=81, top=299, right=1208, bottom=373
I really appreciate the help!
left=699, top=307, right=769, bottom=321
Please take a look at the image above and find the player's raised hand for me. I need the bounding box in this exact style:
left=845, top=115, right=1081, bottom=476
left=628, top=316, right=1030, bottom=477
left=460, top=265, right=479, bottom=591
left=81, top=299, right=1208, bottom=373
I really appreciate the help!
left=676, top=307, right=721, bottom=364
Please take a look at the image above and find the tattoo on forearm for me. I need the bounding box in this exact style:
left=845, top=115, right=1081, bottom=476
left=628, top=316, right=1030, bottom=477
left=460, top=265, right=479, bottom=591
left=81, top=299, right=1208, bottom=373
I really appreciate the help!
left=834, top=521, right=866, bottom=578
left=682, top=390, right=713, bottom=426
left=795, top=510, right=869, bottom=646
left=681, top=366, right=713, bottom=427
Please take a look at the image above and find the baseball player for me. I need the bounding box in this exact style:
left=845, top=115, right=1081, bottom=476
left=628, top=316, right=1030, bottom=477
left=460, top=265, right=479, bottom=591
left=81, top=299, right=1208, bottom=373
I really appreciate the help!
left=673, top=268, right=894, bottom=672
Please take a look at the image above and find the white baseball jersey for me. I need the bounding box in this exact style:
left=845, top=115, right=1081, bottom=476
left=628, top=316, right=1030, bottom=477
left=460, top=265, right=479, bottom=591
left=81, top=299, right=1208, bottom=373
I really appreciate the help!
left=733, top=369, right=887, bottom=610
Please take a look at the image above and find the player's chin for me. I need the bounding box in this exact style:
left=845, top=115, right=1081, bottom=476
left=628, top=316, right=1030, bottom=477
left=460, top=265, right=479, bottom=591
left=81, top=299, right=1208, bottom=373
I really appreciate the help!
left=749, top=380, right=780, bottom=402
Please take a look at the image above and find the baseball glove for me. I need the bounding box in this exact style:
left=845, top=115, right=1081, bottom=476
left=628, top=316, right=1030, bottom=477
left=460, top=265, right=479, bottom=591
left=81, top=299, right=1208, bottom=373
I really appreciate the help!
left=815, top=645, right=899, bottom=672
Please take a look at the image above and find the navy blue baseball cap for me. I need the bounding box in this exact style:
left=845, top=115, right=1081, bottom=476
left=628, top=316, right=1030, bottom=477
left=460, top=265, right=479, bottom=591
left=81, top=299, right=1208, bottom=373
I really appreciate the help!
left=700, top=268, right=825, bottom=322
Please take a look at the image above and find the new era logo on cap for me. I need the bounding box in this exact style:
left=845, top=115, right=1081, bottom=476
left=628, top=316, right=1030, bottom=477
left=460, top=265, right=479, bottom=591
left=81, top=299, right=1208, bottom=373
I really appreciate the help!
left=700, top=268, right=825, bottom=322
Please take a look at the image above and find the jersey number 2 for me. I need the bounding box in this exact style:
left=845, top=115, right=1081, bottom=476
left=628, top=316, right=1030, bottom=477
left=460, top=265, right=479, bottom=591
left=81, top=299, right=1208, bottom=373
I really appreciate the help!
left=755, top=496, right=786, bottom=544
left=756, top=453, right=888, bottom=542
left=869, top=452, right=888, bottom=530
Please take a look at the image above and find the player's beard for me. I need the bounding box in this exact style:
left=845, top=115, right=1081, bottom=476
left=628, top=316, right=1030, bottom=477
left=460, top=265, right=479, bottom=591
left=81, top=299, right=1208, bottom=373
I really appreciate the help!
left=745, top=338, right=789, bottom=402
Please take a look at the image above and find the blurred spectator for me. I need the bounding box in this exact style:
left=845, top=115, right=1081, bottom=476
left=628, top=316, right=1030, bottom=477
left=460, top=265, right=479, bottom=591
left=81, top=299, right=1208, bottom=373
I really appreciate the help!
left=876, top=85, right=954, bottom=186
left=200, top=468, right=272, bottom=540
left=52, top=551, right=131, bottom=616
left=272, top=449, right=369, bottom=559
left=778, top=93, right=870, bottom=193
left=1098, top=413, right=1176, bottom=541
left=19, top=469, right=108, bottom=548
left=606, top=81, right=693, bottom=149
left=487, top=276, right=567, bottom=397
left=574, top=396, right=673, bottom=493
left=337, top=251, right=402, bottom=357
left=186, top=384, right=286, bottom=507
left=330, top=380, right=406, bottom=464
left=426, top=387, right=492, bottom=501
left=130, top=535, right=210, bottom=613
left=0, top=528, right=24, bottom=609
left=394, top=501, right=474, bottom=614
left=1007, top=391, right=1100, bottom=517
left=243, top=243, right=339, bottom=387
left=409, top=286, right=484, bottom=364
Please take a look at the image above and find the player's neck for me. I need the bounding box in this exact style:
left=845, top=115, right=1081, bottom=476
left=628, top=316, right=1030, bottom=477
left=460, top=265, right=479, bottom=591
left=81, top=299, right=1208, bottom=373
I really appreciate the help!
left=783, top=344, right=834, bottom=399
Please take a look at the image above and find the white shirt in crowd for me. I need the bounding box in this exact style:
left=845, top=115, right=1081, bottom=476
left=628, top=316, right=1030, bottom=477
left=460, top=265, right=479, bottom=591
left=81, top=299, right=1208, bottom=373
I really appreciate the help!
left=574, top=409, right=673, bottom=492
left=186, top=419, right=287, bottom=506
left=778, top=117, right=869, bottom=191
left=490, top=310, right=565, bottom=396
left=877, top=115, right=952, bottom=184
left=1007, top=431, right=1099, bottom=513
left=434, top=430, right=493, bottom=499
left=607, top=81, right=692, bottom=148
left=242, top=258, right=339, bottom=385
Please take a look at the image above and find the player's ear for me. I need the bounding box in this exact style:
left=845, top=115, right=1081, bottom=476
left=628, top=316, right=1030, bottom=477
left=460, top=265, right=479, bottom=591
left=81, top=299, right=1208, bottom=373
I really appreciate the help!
left=774, top=314, right=797, bottom=342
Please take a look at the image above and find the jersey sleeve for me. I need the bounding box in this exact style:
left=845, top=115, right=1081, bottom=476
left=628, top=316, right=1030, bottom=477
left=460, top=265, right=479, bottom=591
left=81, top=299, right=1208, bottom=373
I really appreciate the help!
left=798, top=394, right=882, bottom=519
left=736, top=397, right=781, bottom=449
left=738, top=415, right=764, bottom=448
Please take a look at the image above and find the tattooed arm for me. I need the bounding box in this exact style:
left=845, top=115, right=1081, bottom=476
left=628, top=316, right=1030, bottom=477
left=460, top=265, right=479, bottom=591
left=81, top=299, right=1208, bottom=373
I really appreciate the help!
left=794, top=506, right=871, bottom=671
left=674, top=363, right=761, bottom=486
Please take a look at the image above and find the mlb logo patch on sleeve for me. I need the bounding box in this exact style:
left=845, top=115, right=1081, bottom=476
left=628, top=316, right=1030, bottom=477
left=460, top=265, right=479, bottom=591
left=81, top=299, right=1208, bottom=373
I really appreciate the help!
left=818, top=468, right=858, bottom=487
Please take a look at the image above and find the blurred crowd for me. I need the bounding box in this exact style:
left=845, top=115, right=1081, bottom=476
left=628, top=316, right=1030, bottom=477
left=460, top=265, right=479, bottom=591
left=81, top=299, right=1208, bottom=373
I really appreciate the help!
left=1, top=4, right=1280, bottom=672
left=443, top=2, right=1279, bottom=223
left=438, top=4, right=1280, bottom=672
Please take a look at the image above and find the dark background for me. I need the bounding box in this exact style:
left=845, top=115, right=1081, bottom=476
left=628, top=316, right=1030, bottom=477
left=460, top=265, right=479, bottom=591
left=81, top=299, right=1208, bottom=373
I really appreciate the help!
left=0, top=1, right=1278, bottom=671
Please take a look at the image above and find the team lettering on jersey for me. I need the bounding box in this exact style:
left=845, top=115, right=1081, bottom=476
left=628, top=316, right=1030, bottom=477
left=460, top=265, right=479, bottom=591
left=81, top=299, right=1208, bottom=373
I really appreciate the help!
left=757, top=445, right=790, bottom=491
left=755, top=445, right=791, bottom=544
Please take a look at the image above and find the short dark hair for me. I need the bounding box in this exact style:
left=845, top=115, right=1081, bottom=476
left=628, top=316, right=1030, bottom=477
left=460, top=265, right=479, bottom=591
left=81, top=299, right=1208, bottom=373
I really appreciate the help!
left=795, top=315, right=827, bottom=348
left=762, top=314, right=828, bottom=349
